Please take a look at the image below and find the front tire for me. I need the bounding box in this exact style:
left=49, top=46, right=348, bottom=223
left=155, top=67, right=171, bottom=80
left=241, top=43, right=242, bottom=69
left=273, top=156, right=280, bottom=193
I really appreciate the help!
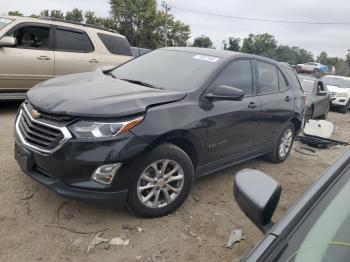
left=266, top=122, right=295, bottom=163
left=127, top=143, right=194, bottom=218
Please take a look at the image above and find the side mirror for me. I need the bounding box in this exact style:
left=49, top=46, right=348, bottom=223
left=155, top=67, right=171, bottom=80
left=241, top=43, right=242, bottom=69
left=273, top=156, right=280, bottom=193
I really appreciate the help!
left=206, top=85, right=245, bottom=101
left=318, top=90, right=327, bottom=96
left=234, top=169, right=281, bottom=234
left=0, top=36, right=16, bottom=47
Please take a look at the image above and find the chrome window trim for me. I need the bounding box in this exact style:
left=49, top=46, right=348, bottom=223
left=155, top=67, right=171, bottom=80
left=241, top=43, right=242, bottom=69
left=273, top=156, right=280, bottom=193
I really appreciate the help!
left=15, top=104, right=72, bottom=155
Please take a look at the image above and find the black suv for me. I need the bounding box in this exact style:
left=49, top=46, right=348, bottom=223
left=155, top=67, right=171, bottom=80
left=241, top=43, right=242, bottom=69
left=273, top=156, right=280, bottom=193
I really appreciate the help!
left=14, top=47, right=305, bottom=217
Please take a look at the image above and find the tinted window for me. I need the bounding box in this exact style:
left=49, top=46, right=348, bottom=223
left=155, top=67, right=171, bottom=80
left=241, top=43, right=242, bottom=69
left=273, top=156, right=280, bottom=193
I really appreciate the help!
left=12, top=25, right=50, bottom=49
left=299, top=78, right=315, bottom=93
left=257, top=61, right=279, bottom=94
left=111, top=50, right=222, bottom=91
left=213, top=59, right=253, bottom=95
left=98, top=33, right=132, bottom=56
left=56, top=29, right=94, bottom=52
left=278, top=70, right=288, bottom=91
left=284, top=68, right=303, bottom=91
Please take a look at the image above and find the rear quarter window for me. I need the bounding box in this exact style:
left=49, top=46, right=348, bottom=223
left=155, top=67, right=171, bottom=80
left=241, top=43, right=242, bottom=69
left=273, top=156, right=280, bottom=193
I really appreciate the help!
left=282, top=67, right=303, bottom=91
left=97, top=33, right=132, bottom=56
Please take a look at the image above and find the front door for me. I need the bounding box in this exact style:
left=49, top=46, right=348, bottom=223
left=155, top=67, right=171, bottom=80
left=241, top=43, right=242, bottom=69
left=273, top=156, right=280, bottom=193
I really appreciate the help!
left=205, top=59, right=260, bottom=164
left=0, top=23, right=54, bottom=92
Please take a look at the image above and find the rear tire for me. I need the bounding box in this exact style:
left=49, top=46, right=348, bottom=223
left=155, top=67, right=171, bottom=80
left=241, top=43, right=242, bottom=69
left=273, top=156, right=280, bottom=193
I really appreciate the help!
left=266, top=122, right=295, bottom=163
left=127, top=143, right=194, bottom=218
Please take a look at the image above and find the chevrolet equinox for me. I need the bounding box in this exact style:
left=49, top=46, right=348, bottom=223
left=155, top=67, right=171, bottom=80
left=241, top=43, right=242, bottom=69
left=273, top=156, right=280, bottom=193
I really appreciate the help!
left=14, top=47, right=305, bottom=217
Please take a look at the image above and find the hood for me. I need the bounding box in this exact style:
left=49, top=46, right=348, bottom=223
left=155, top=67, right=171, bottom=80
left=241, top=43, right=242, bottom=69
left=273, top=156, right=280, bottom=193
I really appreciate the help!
left=27, top=71, right=187, bottom=117
left=326, top=85, right=350, bottom=94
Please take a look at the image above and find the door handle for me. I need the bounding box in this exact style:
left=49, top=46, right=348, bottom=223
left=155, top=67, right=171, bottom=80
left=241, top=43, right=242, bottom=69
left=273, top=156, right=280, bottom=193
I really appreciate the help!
left=89, top=59, right=99, bottom=63
left=285, top=96, right=292, bottom=102
left=37, top=56, right=50, bottom=60
left=248, top=102, right=257, bottom=109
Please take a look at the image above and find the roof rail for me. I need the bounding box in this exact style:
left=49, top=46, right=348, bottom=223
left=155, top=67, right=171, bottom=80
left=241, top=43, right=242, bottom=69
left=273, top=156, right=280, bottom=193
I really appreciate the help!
left=38, top=16, right=119, bottom=34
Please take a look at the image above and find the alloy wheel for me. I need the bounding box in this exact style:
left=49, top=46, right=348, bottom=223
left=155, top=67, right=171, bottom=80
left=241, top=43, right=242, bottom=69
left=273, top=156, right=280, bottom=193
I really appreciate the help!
left=137, top=159, right=184, bottom=208
left=279, top=129, right=293, bottom=158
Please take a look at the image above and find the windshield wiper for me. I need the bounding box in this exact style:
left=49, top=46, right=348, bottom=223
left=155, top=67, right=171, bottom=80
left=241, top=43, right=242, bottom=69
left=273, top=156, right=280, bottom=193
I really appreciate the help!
left=106, top=72, right=117, bottom=79
left=120, top=78, right=164, bottom=90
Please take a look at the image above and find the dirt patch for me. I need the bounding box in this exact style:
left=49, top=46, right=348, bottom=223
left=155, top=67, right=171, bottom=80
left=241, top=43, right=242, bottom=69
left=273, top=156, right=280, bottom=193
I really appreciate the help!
left=1, top=102, right=349, bottom=262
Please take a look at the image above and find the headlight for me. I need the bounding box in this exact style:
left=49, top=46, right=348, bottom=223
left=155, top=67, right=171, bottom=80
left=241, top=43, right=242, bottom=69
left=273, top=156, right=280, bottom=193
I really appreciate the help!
left=69, top=116, right=144, bottom=138
left=336, top=92, right=349, bottom=98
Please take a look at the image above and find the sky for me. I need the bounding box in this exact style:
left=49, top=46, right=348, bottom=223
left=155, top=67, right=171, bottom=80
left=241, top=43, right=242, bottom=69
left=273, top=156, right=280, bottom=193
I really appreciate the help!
left=1, top=0, right=350, bottom=58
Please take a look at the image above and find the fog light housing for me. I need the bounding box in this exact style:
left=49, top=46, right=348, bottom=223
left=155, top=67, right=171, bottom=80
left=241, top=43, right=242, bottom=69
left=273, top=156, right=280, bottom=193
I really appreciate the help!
left=91, top=163, right=122, bottom=185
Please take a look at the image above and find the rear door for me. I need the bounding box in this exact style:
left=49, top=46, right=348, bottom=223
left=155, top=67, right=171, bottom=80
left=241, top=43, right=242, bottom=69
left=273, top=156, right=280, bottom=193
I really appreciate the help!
left=53, top=26, right=100, bottom=76
left=0, top=23, right=54, bottom=92
left=254, top=60, right=295, bottom=146
left=205, top=59, right=260, bottom=163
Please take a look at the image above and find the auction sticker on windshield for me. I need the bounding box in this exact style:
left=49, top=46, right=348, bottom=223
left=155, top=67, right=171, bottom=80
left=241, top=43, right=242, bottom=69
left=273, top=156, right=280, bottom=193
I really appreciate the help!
left=193, top=54, right=219, bottom=63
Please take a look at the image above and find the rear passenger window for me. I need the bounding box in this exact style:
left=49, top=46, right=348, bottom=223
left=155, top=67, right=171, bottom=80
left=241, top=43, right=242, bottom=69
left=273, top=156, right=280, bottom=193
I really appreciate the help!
left=213, top=59, right=253, bottom=95
left=97, top=33, right=132, bottom=56
left=55, top=28, right=94, bottom=52
left=256, top=61, right=279, bottom=94
left=278, top=70, right=288, bottom=91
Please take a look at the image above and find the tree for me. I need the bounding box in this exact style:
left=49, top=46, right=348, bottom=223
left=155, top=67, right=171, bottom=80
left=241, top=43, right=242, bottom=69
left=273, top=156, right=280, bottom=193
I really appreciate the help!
left=8, top=11, right=23, bottom=16
left=192, top=35, right=213, bottom=48
left=223, top=37, right=240, bottom=51
left=241, top=33, right=277, bottom=56
left=317, top=51, right=328, bottom=64
left=109, top=0, right=190, bottom=48
left=65, top=8, right=84, bottom=22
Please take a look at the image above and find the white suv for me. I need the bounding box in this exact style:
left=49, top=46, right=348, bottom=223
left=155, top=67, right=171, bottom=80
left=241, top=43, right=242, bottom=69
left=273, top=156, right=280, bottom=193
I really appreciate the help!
left=322, top=75, right=350, bottom=113
left=0, top=16, right=133, bottom=99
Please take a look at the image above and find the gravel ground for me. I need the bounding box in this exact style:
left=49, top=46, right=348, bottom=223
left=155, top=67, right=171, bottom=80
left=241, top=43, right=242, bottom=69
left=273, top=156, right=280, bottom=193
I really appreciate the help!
left=1, top=101, right=349, bottom=262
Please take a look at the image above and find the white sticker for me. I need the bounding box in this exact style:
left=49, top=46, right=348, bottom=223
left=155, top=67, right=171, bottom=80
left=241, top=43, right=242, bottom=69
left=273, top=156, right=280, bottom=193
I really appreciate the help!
left=0, top=18, right=12, bottom=24
left=193, top=54, right=219, bottom=63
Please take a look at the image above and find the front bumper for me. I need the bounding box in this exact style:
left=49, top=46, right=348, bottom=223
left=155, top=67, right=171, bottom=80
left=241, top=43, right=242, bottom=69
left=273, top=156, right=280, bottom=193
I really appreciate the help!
left=14, top=123, right=148, bottom=206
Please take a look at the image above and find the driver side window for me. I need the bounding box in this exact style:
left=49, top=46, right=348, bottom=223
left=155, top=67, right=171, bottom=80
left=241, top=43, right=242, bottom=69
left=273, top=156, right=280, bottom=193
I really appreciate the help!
left=11, top=25, right=50, bottom=49
left=213, top=59, right=253, bottom=96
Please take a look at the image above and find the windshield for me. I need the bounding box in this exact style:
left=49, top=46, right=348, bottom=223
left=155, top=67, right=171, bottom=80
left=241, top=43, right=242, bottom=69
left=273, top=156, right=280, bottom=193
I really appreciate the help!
left=110, top=49, right=223, bottom=91
left=299, top=78, right=315, bottom=93
left=0, top=18, right=14, bottom=30
left=323, top=77, right=350, bottom=88
left=276, top=169, right=350, bottom=262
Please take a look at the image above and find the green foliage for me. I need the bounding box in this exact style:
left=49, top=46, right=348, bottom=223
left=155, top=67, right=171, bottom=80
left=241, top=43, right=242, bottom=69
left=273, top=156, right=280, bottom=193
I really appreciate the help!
left=8, top=11, right=23, bottom=16
left=223, top=37, right=240, bottom=51
left=65, top=8, right=84, bottom=22
left=192, top=35, right=213, bottom=48
left=241, top=33, right=277, bottom=55
left=109, top=0, right=190, bottom=48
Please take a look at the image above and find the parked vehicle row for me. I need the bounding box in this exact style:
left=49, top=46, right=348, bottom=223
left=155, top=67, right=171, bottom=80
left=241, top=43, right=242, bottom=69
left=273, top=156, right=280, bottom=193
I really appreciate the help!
left=14, top=47, right=304, bottom=217
left=0, top=16, right=133, bottom=99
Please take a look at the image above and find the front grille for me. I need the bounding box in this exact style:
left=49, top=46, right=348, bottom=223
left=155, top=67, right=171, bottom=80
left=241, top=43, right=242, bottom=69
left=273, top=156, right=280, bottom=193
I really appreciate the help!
left=16, top=104, right=72, bottom=154
left=25, top=102, right=75, bottom=125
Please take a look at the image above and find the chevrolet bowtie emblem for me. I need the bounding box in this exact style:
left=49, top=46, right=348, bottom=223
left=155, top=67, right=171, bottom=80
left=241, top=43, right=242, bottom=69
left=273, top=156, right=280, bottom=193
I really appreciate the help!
left=31, top=109, right=41, bottom=119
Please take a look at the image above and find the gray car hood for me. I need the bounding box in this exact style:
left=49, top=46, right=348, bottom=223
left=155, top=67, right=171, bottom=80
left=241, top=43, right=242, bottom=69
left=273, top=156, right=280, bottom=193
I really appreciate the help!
left=27, top=71, right=186, bottom=117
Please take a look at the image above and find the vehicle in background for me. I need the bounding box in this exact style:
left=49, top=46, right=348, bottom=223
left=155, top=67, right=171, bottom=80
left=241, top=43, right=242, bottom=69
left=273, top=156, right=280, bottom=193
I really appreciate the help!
left=131, top=46, right=151, bottom=57
left=234, top=149, right=350, bottom=262
left=14, top=47, right=304, bottom=218
left=0, top=16, right=133, bottom=100
left=322, top=75, right=350, bottom=113
left=298, top=74, right=331, bottom=119
left=296, top=62, right=328, bottom=74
